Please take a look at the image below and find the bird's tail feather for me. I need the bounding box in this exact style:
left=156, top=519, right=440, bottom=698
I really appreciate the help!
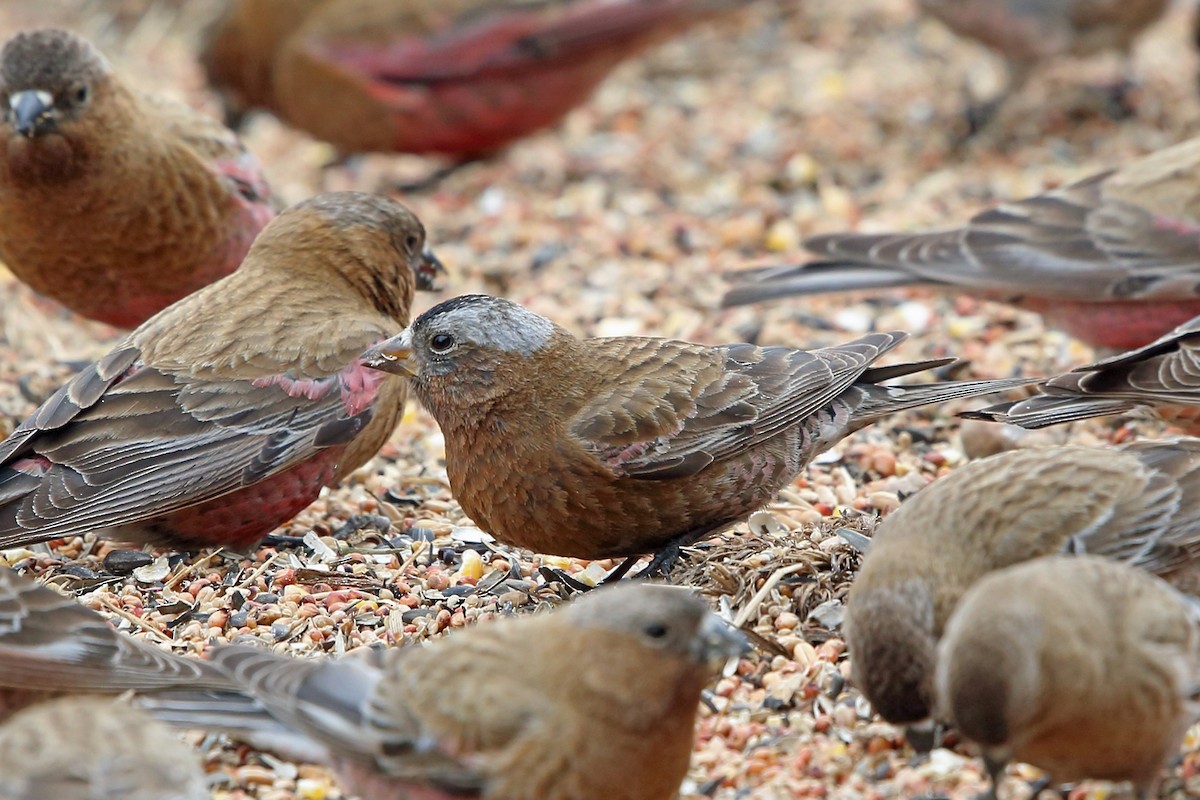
left=137, top=690, right=333, bottom=764
left=959, top=396, right=1136, bottom=429
left=722, top=263, right=920, bottom=307
left=0, top=522, right=56, bottom=551
left=855, top=375, right=1036, bottom=424
left=859, top=357, right=955, bottom=384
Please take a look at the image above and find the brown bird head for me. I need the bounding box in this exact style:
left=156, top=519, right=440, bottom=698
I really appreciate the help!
left=361, top=294, right=574, bottom=411
left=244, top=191, right=436, bottom=325
left=564, top=583, right=748, bottom=679
left=0, top=29, right=112, bottom=148
left=845, top=579, right=939, bottom=725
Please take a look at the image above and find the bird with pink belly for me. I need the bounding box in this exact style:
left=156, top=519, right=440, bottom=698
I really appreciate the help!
left=0, top=28, right=276, bottom=328
left=201, top=0, right=755, bottom=159
left=0, top=192, right=441, bottom=553
left=724, top=137, right=1200, bottom=353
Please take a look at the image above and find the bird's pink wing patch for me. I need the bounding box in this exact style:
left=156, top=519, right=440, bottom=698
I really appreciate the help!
left=340, top=362, right=388, bottom=417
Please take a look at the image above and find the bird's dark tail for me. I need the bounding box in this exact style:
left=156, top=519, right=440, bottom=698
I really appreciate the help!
left=721, top=228, right=971, bottom=308
left=960, top=395, right=1136, bottom=429
left=852, top=375, right=1036, bottom=426
left=722, top=262, right=922, bottom=307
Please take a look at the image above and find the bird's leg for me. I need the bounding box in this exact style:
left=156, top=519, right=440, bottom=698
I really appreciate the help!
left=318, top=151, right=366, bottom=192
left=1089, top=67, right=1139, bottom=121
left=963, top=93, right=1008, bottom=138
left=386, top=158, right=480, bottom=194
left=597, top=521, right=730, bottom=586
left=217, top=96, right=249, bottom=131
left=961, top=62, right=1030, bottom=139
left=975, top=753, right=1006, bottom=800
left=1086, top=45, right=1142, bottom=120
left=904, top=720, right=941, bottom=754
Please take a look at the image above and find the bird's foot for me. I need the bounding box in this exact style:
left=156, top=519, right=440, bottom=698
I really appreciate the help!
left=538, top=543, right=686, bottom=591
left=642, top=543, right=684, bottom=579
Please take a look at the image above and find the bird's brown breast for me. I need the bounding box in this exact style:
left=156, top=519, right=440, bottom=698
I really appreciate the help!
left=442, top=413, right=795, bottom=558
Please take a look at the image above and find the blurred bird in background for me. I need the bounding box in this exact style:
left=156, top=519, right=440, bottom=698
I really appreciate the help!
left=201, top=0, right=758, bottom=166
left=845, top=439, right=1200, bottom=748
left=0, top=28, right=275, bottom=328
left=918, top=0, right=1168, bottom=130
left=724, top=137, right=1200, bottom=352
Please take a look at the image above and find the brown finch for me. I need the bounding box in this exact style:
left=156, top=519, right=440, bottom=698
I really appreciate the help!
left=200, top=0, right=754, bottom=158
left=723, top=137, right=1200, bottom=352
left=112, top=583, right=744, bottom=800
left=0, top=28, right=275, bottom=328
left=846, top=439, right=1200, bottom=743
left=362, top=294, right=1028, bottom=576
left=937, top=555, right=1200, bottom=800
left=0, top=192, right=440, bottom=552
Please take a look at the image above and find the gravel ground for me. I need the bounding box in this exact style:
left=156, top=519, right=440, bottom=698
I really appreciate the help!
left=1, top=0, right=1199, bottom=798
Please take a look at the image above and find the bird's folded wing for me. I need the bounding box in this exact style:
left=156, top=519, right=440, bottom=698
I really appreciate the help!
left=138, top=92, right=273, bottom=205
left=0, top=347, right=369, bottom=539
left=309, top=0, right=699, bottom=86
left=1059, top=320, right=1200, bottom=403
left=206, top=645, right=479, bottom=787
left=793, top=163, right=1200, bottom=301
left=1081, top=440, right=1200, bottom=573
left=568, top=333, right=906, bottom=478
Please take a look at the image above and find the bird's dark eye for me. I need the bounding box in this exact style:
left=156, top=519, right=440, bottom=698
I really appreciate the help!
left=644, top=623, right=669, bottom=640
left=429, top=333, right=455, bottom=353
left=73, top=85, right=89, bottom=104
left=406, top=234, right=419, bottom=251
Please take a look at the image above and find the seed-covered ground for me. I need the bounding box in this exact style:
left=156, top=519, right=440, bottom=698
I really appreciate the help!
left=1, top=1, right=1198, bottom=797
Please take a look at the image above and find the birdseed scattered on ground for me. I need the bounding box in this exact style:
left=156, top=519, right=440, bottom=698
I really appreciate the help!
left=1, top=1, right=1199, bottom=798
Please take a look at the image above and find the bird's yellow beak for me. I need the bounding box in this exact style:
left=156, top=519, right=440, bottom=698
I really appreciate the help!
left=361, top=330, right=417, bottom=377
